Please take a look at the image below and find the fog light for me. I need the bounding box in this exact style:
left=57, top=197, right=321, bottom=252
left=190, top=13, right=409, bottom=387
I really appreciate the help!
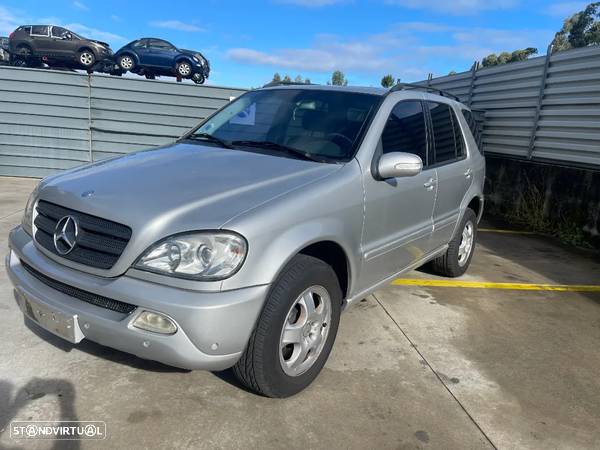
left=132, top=311, right=177, bottom=335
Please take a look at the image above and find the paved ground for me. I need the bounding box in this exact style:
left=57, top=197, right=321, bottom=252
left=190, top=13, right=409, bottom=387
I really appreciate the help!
left=1, top=176, right=599, bottom=450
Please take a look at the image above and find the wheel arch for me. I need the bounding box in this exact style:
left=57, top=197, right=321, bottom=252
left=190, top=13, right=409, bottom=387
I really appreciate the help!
left=296, top=240, right=350, bottom=301
left=117, top=51, right=139, bottom=65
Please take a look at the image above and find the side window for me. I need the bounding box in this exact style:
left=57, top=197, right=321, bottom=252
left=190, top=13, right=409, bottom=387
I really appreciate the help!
left=381, top=101, right=427, bottom=165
left=51, top=27, right=69, bottom=38
left=461, top=109, right=483, bottom=153
left=452, top=111, right=466, bottom=158
left=132, top=40, right=146, bottom=48
left=149, top=39, right=175, bottom=50
left=31, top=25, right=49, bottom=36
left=428, top=102, right=459, bottom=164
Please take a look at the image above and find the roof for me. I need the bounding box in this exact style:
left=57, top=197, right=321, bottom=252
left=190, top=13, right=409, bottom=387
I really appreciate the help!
left=262, top=83, right=388, bottom=96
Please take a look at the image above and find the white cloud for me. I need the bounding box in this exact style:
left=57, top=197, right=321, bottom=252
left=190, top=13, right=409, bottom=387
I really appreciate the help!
left=275, top=0, right=348, bottom=6
left=0, top=5, right=25, bottom=35
left=227, top=22, right=552, bottom=81
left=545, top=1, right=587, bottom=17
left=63, top=23, right=126, bottom=43
left=150, top=20, right=204, bottom=32
left=384, top=0, right=518, bottom=14
left=73, top=1, right=88, bottom=11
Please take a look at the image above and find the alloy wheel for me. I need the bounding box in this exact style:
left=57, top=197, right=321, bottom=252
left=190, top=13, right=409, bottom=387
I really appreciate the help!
left=279, top=285, right=332, bottom=377
left=458, top=221, right=474, bottom=266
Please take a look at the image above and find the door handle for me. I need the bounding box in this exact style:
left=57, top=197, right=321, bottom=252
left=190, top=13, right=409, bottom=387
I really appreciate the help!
left=424, top=178, right=435, bottom=191
left=464, top=168, right=473, bottom=179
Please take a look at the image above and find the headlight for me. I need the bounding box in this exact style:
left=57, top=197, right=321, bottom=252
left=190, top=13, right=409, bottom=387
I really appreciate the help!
left=192, top=56, right=199, bottom=62
left=134, top=231, right=247, bottom=280
left=21, top=183, right=40, bottom=236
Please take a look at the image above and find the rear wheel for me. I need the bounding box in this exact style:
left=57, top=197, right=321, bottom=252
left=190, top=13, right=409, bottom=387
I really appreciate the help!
left=176, top=61, right=192, bottom=77
left=16, top=45, right=32, bottom=57
left=430, top=208, right=477, bottom=277
left=78, top=49, right=95, bottom=68
left=233, top=254, right=342, bottom=398
left=118, top=54, right=135, bottom=71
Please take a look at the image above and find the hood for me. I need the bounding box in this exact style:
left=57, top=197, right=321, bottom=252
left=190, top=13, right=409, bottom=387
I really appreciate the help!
left=180, top=48, right=207, bottom=62
left=89, top=39, right=109, bottom=48
left=38, top=143, right=340, bottom=271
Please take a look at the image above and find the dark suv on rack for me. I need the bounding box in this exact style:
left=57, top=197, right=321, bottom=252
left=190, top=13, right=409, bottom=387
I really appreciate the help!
left=8, top=25, right=112, bottom=69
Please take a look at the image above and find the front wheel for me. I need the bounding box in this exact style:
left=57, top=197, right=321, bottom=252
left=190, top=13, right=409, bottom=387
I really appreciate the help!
left=430, top=208, right=477, bottom=277
left=192, top=73, right=205, bottom=84
left=233, top=254, right=342, bottom=398
left=78, top=49, right=95, bottom=68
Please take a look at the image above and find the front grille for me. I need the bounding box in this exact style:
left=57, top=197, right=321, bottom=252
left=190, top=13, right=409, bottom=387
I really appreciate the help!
left=21, top=260, right=137, bottom=315
left=34, top=200, right=132, bottom=269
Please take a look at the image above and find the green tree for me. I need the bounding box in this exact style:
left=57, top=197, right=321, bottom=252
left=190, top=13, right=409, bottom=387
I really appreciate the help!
left=329, top=70, right=348, bottom=86
left=294, top=75, right=303, bottom=83
left=481, top=48, right=538, bottom=67
left=272, top=72, right=281, bottom=83
left=552, top=2, right=600, bottom=52
left=304, top=78, right=311, bottom=84
left=381, top=74, right=395, bottom=88
left=448, top=70, right=457, bottom=75
left=282, top=74, right=292, bottom=83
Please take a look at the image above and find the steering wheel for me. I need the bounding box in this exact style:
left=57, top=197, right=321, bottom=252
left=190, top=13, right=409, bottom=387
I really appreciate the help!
left=326, top=133, right=353, bottom=146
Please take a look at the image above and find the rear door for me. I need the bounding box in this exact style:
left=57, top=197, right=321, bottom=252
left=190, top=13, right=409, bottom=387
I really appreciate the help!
left=427, top=101, right=472, bottom=249
left=29, top=25, right=51, bottom=55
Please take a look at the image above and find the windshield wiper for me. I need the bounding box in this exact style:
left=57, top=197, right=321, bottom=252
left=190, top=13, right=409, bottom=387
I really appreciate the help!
left=185, top=133, right=233, bottom=149
left=231, top=140, right=329, bottom=163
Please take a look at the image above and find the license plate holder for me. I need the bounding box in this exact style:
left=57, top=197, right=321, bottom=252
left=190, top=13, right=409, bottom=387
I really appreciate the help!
left=17, top=289, right=84, bottom=344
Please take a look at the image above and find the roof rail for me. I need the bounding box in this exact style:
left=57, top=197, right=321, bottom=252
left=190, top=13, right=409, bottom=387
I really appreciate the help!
left=262, top=81, right=316, bottom=88
left=388, top=82, right=461, bottom=101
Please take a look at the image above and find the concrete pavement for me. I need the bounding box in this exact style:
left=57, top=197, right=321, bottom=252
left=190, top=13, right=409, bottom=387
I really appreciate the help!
left=1, top=176, right=599, bottom=449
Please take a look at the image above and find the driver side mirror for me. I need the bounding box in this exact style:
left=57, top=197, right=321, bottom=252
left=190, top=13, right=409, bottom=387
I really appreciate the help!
left=377, top=152, right=423, bottom=179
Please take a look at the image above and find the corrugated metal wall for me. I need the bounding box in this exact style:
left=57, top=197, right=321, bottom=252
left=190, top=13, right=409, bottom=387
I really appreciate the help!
left=0, top=66, right=246, bottom=177
left=418, top=45, right=600, bottom=168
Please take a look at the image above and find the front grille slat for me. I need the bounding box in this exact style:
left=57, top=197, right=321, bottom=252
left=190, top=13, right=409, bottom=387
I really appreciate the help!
left=20, top=260, right=137, bottom=315
left=34, top=200, right=132, bottom=270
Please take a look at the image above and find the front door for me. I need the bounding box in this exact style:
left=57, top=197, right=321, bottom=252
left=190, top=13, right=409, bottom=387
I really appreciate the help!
left=359, top=100, right=437, bottom=289
left=49, top=27, right=74, bottom=59
left=426, top=102, right=473, bottom=249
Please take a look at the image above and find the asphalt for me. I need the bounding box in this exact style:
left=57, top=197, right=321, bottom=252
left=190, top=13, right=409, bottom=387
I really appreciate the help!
left=1, top=176, right=599, bottom=450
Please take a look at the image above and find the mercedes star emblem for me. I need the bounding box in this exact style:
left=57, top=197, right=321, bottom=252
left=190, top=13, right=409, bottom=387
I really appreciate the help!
left=53, top=216, right=79, bottom=255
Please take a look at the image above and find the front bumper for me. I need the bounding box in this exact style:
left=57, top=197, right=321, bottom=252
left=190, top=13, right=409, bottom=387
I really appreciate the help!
left=6, top=226, right=268, bottom=371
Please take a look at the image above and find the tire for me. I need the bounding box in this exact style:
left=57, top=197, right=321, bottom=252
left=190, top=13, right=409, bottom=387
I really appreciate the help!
left=430, top=208, right=477, bottom=277
left=233, top=254, right=342, bottom=398
left=118, top=54, right=135, bottom=71
left=192, top=73, right=205, bottom=84
left=176, top=61, right=192, bottom=77
left=78, top=49, right=95, bottom=68
left=16, top=45, right=32, bottom=57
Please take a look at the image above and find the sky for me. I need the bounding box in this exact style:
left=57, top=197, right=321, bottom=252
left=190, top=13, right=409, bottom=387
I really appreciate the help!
left=0, top=0, right=591, bottom=88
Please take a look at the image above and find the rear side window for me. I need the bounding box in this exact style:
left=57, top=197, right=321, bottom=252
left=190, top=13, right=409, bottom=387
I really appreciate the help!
left=31, top=26, right=49, bottom=36
left=461, top=109, right=483, bottom=153
left=381, top=101, right=427, bottom=165
left=428, top=102, right=456, bottom=164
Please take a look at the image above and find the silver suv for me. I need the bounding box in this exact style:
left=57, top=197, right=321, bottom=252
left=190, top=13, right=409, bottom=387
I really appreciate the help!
left=7, top=84, right=484, bottom=397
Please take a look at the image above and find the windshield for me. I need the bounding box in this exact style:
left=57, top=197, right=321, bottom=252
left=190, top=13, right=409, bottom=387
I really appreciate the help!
left=187, top=89, right=380, bottom=161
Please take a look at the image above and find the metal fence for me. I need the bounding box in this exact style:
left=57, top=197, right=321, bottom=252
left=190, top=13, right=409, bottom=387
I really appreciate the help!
left=417, top=45, right=600, bottom=168
left=0, top=66, right=246, bottom=177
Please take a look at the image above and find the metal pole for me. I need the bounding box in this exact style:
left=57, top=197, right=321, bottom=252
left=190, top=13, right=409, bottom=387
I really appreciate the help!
left=467, top=61, right=478, bottom=107
left=527, top=43, right=553, bottom=159
left=87, top=73, right=93, bottom=163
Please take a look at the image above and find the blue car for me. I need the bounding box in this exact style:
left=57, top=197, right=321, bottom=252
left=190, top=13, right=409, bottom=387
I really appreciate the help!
left=114, top=38, right=210, bottom=84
